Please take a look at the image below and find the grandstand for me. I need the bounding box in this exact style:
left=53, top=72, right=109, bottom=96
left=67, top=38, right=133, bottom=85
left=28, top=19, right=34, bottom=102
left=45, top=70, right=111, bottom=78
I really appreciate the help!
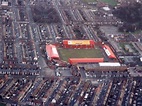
left=46, top=44, right=59, bottom=60
left=103, top=44, right=116, bottom=59
left=69, top=58, right=104, bottom=64
left=63, top=40, right=95, bottom=48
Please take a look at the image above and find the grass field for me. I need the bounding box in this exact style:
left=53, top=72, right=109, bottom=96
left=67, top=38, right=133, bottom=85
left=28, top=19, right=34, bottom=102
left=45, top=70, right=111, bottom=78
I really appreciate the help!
left=83, top=0, right=97, bottom=2
left=0, top=103, right=6, bottom=106
left=58, top=48, right=103, bottom=62
left=100, top=0, right=117, bottom=6
left=82, top=0, right=117, bottom=6
left=119, top=42, right=138, bottom=53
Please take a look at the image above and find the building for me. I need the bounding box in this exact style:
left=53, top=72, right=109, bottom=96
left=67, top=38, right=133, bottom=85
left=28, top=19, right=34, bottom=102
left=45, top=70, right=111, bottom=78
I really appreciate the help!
left=99, top=62, right=121, bottom=66
left=103, top=44, right=116, bottom=59
left=84, top=66, right=127, bottom=71
left=1, top=1, right=9, bottom=10
left=140, top=57, right=142, bottom=62
left=1, top=1, right=8, bottom=6
left=63, top=40, right=95, bottom=48
left=69, top=58, right=104, bottom=64
left=46, top=44, right=59, bottom=60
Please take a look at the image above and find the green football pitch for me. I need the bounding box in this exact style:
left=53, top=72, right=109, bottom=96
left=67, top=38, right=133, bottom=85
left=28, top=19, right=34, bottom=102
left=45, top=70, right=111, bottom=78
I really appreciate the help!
left=58, top=48, right=103, bottom=62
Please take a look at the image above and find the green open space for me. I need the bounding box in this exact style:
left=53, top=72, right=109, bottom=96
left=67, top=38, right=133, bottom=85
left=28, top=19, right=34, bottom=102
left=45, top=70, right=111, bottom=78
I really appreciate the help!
left=100, top=0, right=117, bottom=6
left=83, top=0, right=97, bottom=2
left=0, top=103, right=6, bottom=106
left=82, top=0, right=117, bottom=6
left=58, top=48, right=103, bottom=62
left=119, top=42, right=138, bottom=53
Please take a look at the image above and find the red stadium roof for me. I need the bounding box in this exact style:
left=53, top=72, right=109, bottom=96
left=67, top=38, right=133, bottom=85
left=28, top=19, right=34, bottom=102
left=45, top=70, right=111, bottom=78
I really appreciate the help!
left=103, top=45, right=116, bottom=59
left=69, top=58, right=104, bottom=64
left=46, top=45, right=59, bottom=59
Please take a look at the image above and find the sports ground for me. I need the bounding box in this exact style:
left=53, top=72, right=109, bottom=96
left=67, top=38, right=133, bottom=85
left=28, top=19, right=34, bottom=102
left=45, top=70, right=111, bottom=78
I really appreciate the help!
left=58, top=48, right=103, bottom=62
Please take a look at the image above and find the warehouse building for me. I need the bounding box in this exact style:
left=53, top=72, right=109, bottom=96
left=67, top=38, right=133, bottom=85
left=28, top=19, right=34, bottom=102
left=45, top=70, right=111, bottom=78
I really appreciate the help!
left=99, top=62, right=121, bottom=66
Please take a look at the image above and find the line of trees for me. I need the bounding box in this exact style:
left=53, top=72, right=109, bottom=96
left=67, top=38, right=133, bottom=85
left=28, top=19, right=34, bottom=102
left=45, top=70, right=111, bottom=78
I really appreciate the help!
left=32, top=6, right=61, bottom=24
left=113, top=2, right=142, bottom=32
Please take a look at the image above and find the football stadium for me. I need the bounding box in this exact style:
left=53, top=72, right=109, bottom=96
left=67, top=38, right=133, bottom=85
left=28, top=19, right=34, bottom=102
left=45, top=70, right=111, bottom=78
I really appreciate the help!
left=46, top=40, right=117, bottom=64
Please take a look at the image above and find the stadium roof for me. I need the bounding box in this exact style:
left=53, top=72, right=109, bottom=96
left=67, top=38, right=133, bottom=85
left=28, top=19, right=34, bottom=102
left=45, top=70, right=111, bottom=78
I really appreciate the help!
left=46, top=44, right=59, bottom=59
left=69, top=58, right=104, bottom=64
left=103, top=45, right=116, bottom=59
left=63, top=40, right=95, bottom=45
